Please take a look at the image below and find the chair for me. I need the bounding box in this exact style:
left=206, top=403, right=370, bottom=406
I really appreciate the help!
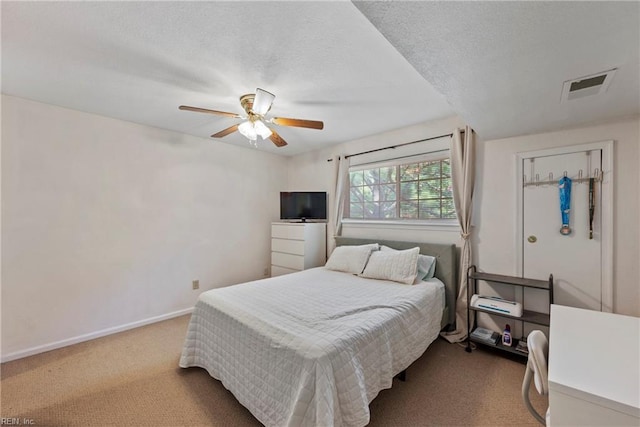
left=522, top=330, right=550, bottom=426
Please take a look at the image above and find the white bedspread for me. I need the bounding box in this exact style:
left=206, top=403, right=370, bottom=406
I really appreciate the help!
left=179, top=267, right=444, bottom=427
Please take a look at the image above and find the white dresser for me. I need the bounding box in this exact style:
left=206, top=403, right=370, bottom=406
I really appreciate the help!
left=271, top=222, right=326, bottom=277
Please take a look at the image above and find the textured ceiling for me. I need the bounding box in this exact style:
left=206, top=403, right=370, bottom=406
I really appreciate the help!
left=1, top=1, right=453, bottom=156
left=2, top=2, right=638, bottom=156
left=354, top=1, right=640, bottom=140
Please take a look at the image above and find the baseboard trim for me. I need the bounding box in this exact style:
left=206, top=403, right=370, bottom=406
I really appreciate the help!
left=1, top=307, right=194, bottom=363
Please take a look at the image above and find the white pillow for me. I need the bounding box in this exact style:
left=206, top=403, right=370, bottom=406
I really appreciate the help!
left=325, top=244, right=379, bottom=274
left=360, top=246, right=420, bottom=285
left=380, top=245, right=437, bottom=282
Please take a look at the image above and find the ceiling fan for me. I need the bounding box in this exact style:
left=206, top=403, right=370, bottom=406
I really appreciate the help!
left=179, top=88, right=324, bottom=148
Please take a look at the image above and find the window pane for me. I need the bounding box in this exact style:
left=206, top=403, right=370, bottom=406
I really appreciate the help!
left=350, top=186, right=363, bottom=203
left=442, top=159, right=451, bottom=177
left=442, top=199, right=457, bottom=219
left=381, top=184, right=396, bottom=201
left=350, top=170, right=364, bottom=186
left=419, top=199, right=441, bottom=219
left=400, top=201, right=418, bottom=219
left=419, top=179, right=441, bottom=199
left=349, top=202, right=364, bottom=218
left=441, top=177, right=453, bottom=198
left=379, top=166, right=396, bottom=183
left=400, top=163, right=420, bottom=181
left=364, top=202, right=380, bottom=219
left=400, top=182, right=418, bottom=200
left=380, top=201, right=397, bottom=219
left=420, top=161, right=441, bottom=179
left=373, top=185, right=384, bottom=202
left=363, top=185, right=375, bottom=202
left=363, top=168, right=380, bottom=185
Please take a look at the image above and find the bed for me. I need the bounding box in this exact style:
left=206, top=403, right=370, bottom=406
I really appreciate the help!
left=179, top=238, right=457, bottom=427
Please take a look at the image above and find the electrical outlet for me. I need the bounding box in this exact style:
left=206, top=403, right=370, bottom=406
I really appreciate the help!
left=192, top=280, right=199, bottom=290
left=263, top=267, right=269, bottom=277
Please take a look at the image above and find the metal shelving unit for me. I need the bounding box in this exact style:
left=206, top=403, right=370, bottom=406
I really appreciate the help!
left=465, top=265, right=554, bottom=356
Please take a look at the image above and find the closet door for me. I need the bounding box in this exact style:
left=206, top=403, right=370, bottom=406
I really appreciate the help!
left=521, top=149, right=603, bottom=312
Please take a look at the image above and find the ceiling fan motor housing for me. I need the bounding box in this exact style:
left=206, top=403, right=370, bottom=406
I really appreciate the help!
left=240, top=94, right=256, bottom=115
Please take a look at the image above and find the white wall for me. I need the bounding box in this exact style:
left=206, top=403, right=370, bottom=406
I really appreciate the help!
left=1, top=95, right=288, bottom=360
left=288, top=115, right=640, bottom=317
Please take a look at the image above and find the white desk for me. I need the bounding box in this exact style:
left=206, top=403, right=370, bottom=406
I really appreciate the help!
left=548, top=304, right=640, bottom=426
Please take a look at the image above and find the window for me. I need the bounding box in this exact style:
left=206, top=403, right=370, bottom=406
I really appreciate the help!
left=347, top=157, right=455, bottom=221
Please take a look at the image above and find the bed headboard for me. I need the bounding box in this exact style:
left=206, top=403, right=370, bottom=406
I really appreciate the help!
left=335, top=237, right=457, bottom=330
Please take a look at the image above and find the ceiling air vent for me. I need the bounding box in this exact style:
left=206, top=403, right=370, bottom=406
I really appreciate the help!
left=561, top=69, right=617, bottom=102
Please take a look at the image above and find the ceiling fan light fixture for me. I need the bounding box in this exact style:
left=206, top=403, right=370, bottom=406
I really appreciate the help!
left=238, top=119, right=272, bottom=142
left=252, top=88, right=275, bottom=116
left=238, top=120, right=258, bottom=140
left=254, top=120, right=273, bottom=139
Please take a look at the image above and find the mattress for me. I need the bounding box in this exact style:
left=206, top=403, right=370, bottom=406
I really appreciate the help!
left=179, top=267, right=444, bottom=427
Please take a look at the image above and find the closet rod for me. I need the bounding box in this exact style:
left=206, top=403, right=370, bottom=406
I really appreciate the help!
left=326, top=131, right=461, bottom=162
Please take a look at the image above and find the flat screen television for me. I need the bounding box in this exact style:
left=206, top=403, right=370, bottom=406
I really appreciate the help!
left=280, top=192, right=327, bottom=222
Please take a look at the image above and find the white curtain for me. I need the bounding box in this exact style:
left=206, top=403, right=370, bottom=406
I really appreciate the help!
left=442, top=126, right=475, bottom=343
left=329, top=155, right=350, bottom=255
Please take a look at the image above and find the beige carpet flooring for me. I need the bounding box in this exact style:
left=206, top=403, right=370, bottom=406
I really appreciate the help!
left=1, top=315, right=547, bottom=426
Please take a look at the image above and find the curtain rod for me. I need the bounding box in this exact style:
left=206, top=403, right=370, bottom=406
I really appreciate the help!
left=326, top=130, right=461, bottom=162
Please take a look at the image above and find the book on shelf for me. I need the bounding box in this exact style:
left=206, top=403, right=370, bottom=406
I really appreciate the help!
left=470, top=327, right=500, bottom=345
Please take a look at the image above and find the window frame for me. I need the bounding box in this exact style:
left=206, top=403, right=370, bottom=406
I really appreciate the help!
left=344, top=150, right=459, bottom=227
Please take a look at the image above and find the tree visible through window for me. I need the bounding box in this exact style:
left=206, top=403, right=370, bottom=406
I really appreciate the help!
left=347, top=158, right=455, bottom=220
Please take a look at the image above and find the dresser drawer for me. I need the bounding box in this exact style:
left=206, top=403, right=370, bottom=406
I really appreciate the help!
left=271, top=224, right=305, bottom=240
left=271, top=251, right=304, bottom=270
left=271, top=238, right=305, bottom=255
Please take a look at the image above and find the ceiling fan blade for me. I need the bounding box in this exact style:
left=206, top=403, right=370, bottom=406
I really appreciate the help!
left=211, top=124, right=239, bottom=138
left=179, top=105, right=241, bottom=118
left=252, top=88, right=275, bottom=116
left=269, top=130, right=288, bottom=147
left=272, top=117, right=324, bottom=130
